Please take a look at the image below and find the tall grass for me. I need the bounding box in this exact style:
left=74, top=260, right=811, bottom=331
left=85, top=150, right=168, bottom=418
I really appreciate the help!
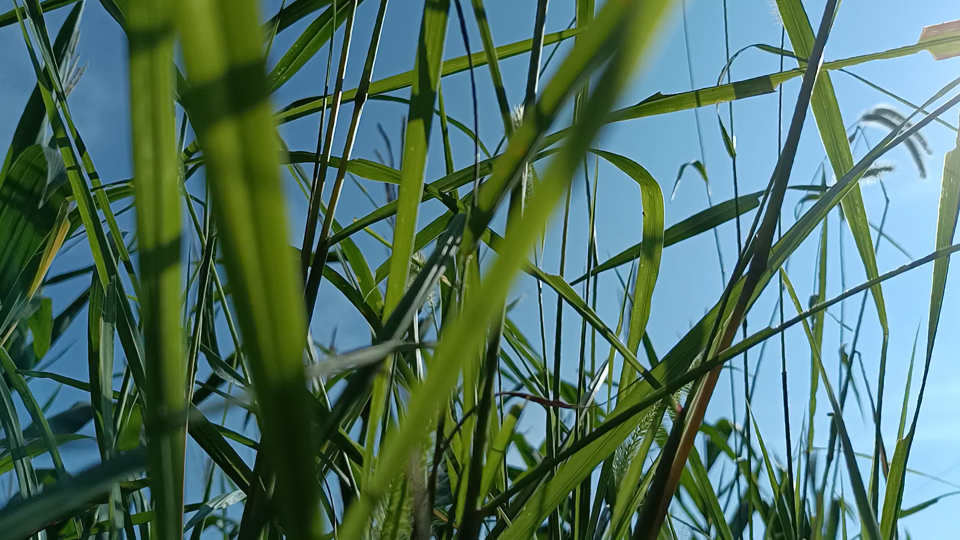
left=0, top=0, right=958, bottom=539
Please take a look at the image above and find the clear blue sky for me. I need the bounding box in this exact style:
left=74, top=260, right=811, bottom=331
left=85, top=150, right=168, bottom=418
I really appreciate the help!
left=1, top=0, right=958, bottom=536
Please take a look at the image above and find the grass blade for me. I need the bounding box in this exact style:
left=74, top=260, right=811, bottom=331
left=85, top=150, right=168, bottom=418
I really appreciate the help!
left=128, top=0, right=186, bottom=535
left=173, top=0, right=323, bottom=537
left=781, top=269, right=881, bottom=540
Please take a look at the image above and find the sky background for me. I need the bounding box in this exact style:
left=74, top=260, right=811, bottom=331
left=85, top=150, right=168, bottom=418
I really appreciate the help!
left=1, top=0, right=959, bottom=537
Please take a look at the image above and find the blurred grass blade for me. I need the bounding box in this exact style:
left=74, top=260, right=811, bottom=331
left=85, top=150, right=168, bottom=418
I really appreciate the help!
left=128, top=0, right=186, bottom=536
left=173, top=0, right=322, bottom=537
left=340, top=0, right=673, bottom=535
left=0, top=450, right=145, bottom=540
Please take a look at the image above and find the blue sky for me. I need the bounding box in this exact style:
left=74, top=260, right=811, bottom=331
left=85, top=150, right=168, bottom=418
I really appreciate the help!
left=1, top=0, right=959, bottom=536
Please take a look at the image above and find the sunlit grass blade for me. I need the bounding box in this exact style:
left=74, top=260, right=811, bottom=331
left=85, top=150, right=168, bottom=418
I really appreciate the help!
left=540, top=33, right=960, bottom=149
left=276, top=26, right=583, bottom=123
left=173, top=0, right=322, bottom=537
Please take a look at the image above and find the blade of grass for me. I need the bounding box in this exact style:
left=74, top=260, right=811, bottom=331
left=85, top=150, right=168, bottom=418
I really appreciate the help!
left=781, top=268, right=881, bottom=540
left=299, top=0, right=358, bottom=283
left=276, top=26, right=584, bottom=123
left=303, top=0, right=389, bottom=316
left=173, top=0, right=323, bottom=537
left=128, top=0, right=186, bottom=535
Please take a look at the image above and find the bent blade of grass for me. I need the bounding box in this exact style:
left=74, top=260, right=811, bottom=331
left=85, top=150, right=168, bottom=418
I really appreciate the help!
left=591, top=150, right=663, bottom=377
left=173, top=0, right=322, bottom=537
left=128, top=0, right=186, bottom=535
left=781, top=269, right=881, bottom=540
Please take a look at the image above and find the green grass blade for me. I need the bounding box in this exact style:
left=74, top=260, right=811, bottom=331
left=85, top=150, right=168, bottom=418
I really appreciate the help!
left=173, top=0, right=323, bottom=537
left=747, top=408, right=797, bottom=540
left=539, top=33, right=960, bottom=149
left=0, top=346, right=66, bottom=478
left=341, top=0, right=672, bottom=534
left=366, top=0, right=450, bottom=498
left=128, top=0, right=186, bottom=535
left=776, top=0, right=887, bottom=337
left=1, top=0, right=82, bottom=177
left=299, top=0, right=359, bottom=282
left=0, top=0, right=75, bottom=29
left=592, top=150, right=663, bottom=375
left=479, top=403, right=523, bottom=499
left=267, top=0, right=362, bottom=92
left=276, top=26, right=583, bottom=123
left=470, top=0, right=512, bottom=132
left=879, top=438, right=908, bottom=539
left=0, top=450, right=145, bottom=540
left=573, top=189, right=763, bottom=284
left=688, top=446, right=734, bottom=540
left=781, top=269, right=881, bottom=540
left=303, top=0, right=390, bottom=316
